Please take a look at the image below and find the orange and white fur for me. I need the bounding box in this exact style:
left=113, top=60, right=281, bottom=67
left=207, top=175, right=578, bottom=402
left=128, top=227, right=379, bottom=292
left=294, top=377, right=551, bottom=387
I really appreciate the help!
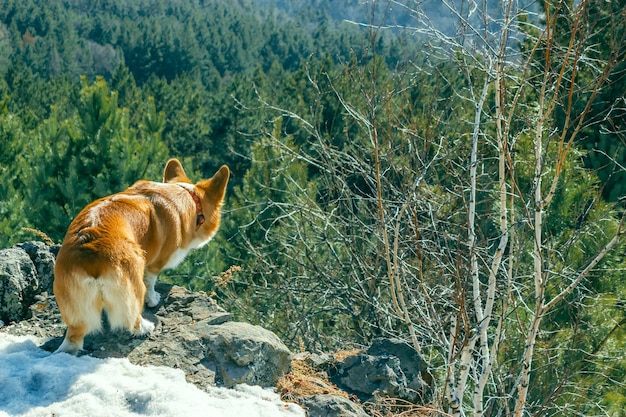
left=53, top=159, right=229, bottom=354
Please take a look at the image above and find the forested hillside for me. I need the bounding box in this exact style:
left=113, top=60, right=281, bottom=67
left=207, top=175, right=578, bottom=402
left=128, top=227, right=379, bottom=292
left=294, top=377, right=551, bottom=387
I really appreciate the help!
left=0, top=0, right=395, bottom=239
left=1, top=0, right=625, bottom=416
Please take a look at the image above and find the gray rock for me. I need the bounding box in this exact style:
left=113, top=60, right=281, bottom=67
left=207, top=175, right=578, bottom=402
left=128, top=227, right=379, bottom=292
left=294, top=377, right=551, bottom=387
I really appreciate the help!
left=292, top=351, right=334, bottom=369
left=0, top=247, right=39, bottom=322
left=367, top=338, right=433, bottom=401
left=298, top=394, right=368, bottom=417
left=202, top=321, right=292, bottom=388
left=17, top=241, right=59, bottom=294
left=0, top=242, right=59, bottom=323
left=3, top=240, right=441, bottom=408
left=330, top=338, right=433, bottom=404
left=152, top=284, right=232, bottom=326
left=332, top=354, right=406, bottom=401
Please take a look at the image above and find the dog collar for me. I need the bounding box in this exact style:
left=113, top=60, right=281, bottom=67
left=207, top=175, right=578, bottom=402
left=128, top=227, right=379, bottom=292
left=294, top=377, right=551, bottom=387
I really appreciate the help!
left=180, top=186, right=205, bottom=229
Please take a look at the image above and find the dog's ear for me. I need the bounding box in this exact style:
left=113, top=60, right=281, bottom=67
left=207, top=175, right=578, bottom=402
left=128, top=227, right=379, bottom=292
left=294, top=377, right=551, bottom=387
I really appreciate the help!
left=199, top=165, right=230, bottom=206
left=163, top=158, right=190, bottom=183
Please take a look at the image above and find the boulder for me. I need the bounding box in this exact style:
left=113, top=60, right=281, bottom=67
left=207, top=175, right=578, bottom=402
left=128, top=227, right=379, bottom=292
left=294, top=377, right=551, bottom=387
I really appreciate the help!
left=0, top=242, right=59, bottom=323
left=330, top=338, right=433, bottom=404
left=367, top=337, right=433, bottom=400
left=202, top=321, right=291, bottom=388
left=18, top=241, right=58, bottom=294
left=298, top=394, right=369, bottom=417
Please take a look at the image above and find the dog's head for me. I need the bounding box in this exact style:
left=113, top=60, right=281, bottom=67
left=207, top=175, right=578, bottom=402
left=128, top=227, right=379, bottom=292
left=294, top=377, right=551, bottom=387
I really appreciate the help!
left=163, top=158, right=230, bottom=239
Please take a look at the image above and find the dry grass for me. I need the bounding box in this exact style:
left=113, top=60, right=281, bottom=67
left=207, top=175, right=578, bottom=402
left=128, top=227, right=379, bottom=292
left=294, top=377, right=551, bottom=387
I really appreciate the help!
left=332, top=348, right=362, bottom=362
left=214, top=265, right=242, bottom=287
left=277, top=357, right=349, bottom=402
left=21, top=227, right=56, bottom=246
left=277, top=347, right=364, bottom=402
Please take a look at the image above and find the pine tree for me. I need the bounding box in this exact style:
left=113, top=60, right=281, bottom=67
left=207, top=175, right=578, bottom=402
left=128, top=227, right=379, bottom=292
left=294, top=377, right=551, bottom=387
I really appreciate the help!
left=0, top=96, right=30, bottom=246
left=17, top=76, right=168, bottom=242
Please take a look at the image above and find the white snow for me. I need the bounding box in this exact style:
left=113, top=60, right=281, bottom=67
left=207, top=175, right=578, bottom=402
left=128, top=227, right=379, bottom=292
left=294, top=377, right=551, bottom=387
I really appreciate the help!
left=0, top=333, right=305, bottom=417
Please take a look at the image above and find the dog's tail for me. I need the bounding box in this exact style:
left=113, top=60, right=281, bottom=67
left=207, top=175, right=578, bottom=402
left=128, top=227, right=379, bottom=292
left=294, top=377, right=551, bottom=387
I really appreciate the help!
left=53, top=240, right=152, bottom=354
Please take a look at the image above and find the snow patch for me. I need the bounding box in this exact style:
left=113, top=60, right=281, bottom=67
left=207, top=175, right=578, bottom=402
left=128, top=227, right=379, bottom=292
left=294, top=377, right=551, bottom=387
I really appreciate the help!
left=0, top=333, right=304, bottom=417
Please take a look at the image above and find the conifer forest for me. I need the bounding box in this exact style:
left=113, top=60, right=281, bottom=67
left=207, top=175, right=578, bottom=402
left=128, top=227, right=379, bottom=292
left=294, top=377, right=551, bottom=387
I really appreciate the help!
left=1, top=0, right=625, bottom=415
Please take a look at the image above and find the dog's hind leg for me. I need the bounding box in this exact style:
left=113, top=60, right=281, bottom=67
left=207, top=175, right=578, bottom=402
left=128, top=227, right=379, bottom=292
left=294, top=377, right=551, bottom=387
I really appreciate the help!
left=143, top=272, right=161, bottom=308
left=102, top=262, right=155, bottom=337
left=54, top=276, right=104, bottom=355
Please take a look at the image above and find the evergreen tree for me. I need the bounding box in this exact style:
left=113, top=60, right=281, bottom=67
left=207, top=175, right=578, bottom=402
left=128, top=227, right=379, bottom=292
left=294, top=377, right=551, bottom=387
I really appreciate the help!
left=17, top=76, right=167, bottom=242
left=0, top=96, right=30, bottom=246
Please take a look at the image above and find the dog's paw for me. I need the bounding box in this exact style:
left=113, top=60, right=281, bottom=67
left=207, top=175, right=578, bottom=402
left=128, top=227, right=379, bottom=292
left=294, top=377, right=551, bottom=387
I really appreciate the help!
left=145, top=290, right=161, bottom=308
left=55, top=337, right=83, bottom=355
left=135, top=317, right=155, bottom=337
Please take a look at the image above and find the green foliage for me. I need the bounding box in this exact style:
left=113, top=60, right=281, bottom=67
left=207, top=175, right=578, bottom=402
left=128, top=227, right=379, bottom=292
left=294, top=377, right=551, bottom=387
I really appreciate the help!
left=0, top=97, right=30, bottom=246
left=8, top=76, right=168, bottom=243
left=0, top=0, right=380, bottom=84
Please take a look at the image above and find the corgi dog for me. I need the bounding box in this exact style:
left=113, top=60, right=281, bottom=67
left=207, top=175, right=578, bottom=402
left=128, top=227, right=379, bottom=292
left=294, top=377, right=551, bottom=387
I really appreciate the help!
left=53, top=159, right=229, bottom=354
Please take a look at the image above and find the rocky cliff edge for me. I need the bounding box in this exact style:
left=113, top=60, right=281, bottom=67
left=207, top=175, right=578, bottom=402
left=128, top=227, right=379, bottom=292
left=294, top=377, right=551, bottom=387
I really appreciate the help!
left=1, top=242, right=434, bottom=417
